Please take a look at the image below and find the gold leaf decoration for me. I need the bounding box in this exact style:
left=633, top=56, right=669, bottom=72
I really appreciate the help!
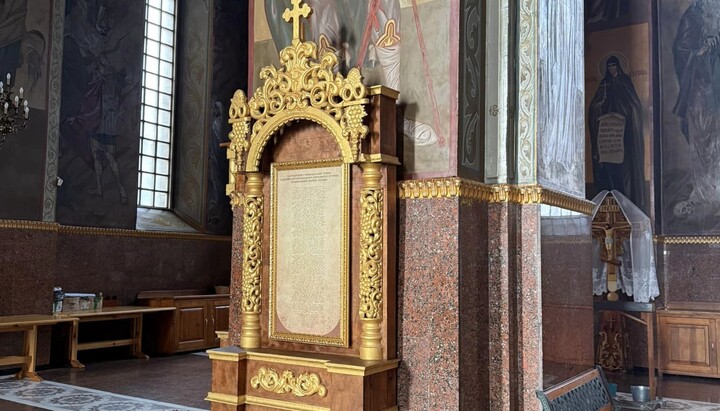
left=225, top=0, right=370, bottom=176
left=250, top=367, right=328, bottom=398
left=242, top=194, right=263, bottom=313
left=359, top=187, right=383, bottom=319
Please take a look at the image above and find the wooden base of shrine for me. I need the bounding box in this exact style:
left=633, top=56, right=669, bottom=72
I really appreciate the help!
left=206, top=346, right=399, bottom=411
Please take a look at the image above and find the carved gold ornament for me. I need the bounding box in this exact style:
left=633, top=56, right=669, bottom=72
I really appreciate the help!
left=226, top=0, right=369, bottom=176
left=227, top=90, right=251, bottom=209
left=359, top=194, right=383, bottom=318
left=241, top=172, right=264, bottom=349
left=359, top=162, right=384, bottom=361
left=250, top=367, right=328, bottom=398
left=397, top=178, right=594, bottom=215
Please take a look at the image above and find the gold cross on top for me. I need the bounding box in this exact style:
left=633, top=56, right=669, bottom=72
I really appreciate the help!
left=283, top=0, right=312, bottom=43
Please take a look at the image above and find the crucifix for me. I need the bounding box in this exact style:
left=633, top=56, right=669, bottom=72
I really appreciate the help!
left=283, top=0, right=312, bottom=44
left=591, top=194, right=631, bottom=301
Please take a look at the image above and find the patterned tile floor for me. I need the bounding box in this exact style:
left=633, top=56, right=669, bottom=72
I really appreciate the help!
left=0, top=354, right=210, bottom=411
left=0, top=379, right=206, bottom=411
left=616, top=393, right=720, bottom=411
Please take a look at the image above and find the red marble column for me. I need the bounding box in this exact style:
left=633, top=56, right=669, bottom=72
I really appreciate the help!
left=397, top=197, right=460, bottom=409
left=486, top=203, right=543, bottom=410
left=487, top=202, right=513, bottom=409
left=515, top=204, right=542, bottom=410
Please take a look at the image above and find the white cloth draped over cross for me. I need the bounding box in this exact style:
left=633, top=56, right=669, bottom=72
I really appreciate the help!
left=591, top=190, right=660, bottom=303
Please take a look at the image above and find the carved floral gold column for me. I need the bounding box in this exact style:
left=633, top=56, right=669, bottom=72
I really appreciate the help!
left=241, top=172, right=263, bottom=349
left=359, top=162, right=384, bottom=361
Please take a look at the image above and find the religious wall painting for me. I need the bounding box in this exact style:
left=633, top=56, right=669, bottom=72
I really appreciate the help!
left=585, top=23, right=652, bottom=216
left=658, top=0, right=720, bottom=234
left=0, top=0, right=51, bottom=111
left=0, top=0, right=54, bottom=220
left=253, top=0, right=455, bottom=177
left=174, top=0, right=210, bottom=225
left=56, top=0, right=144, bottom=228
left=537, top=0, right=585, bottom=198
left=206, top=0, right=248, bottom=235
left=584, top=0, right=650, bottom=33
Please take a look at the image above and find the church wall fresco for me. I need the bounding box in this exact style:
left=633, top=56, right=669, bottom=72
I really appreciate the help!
left=174, top=0, right=210, bottom=228
left=584, top=1, right=653, bottom=221
left=0, top=0, right=55, bottom=220
left=252, top=0, right=458, bottom=178
left=585, top=23, right=652, bottom=216
left=536, top=0, right=585, bottom=199
left=206, top=0, right=248, bottom=235
left=658, top=0, right=720, bottom=235
left=56, top=0, right=144, bottom=228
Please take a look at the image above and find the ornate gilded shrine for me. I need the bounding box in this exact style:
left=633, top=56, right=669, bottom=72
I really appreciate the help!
left=207, top=1, right=400, bottom=410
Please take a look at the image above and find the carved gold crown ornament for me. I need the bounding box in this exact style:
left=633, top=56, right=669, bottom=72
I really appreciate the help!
left=226, top=0, right=370, bottom=207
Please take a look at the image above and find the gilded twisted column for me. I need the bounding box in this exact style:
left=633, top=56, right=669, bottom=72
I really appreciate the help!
left=241, top=172, right=264, bottom=349
left=359, top=162, right=384, bottom=360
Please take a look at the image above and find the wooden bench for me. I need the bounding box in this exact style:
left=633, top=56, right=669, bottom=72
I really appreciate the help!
left=65, top=306, right=176, bottom=364
left=0, top=314, right=80, bottom=381
left=536, top=366, right=619, bottom=411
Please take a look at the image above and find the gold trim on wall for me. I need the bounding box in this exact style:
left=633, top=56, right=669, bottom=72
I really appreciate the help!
left=0, top=220, right=230, bottom=241
left=654, top=236, right=720, bottom=244
left=397, top=178, right=594, bottom=215
left=0, top=220, right=59, bottom=231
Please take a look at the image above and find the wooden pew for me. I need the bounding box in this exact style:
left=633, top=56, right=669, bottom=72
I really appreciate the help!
left=536, top=366, right=619, bottom=411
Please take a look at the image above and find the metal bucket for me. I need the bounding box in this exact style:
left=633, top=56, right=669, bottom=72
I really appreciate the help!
left=631, top=385, right=650, bottom=402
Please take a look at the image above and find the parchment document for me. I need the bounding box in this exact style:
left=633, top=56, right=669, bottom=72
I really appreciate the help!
left=597, top=112, right=625, bottom=164
left=273, top=164, right=344, bottom=337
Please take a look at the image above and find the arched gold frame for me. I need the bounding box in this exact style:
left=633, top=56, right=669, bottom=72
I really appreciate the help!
left=226, top=26, right=371, bottom=209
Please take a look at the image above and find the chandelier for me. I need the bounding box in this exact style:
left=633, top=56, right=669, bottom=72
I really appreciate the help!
left=0, top=73, right=30, bottom=150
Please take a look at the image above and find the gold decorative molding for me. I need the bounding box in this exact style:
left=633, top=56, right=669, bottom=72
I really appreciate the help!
left=241, top=172, right=264, bottom=349
left=59, top=225, right=231, bottom=241
left=397, top=178, right=594, bottom=215
left=226, top=90, right=250, bottom=210
left=0, top=220, right=231, bottom=241
left=205, top=392, right=245, bottom=406
left=225, top=0, right=370, bottom=179
left=250, top=366, right=328, bottom=398
left=369, top=85, right=400, bottom=99
left=359, top=153, right=401, bottom=165
left=359, top=162, right=384, bottom=361
left=207, top=348, right=401, bottom=376
left=245, top=395, right=330, bottom=411
left=397, top=178, right=492, bottom=201
left=323, top=359, right=400, bottom=377
left=207, top=347, right=244, bottom=362
left=0, top=220, right=59, bottom=231
left=654, top=236, right=720, bottom=245
left=205, top=392, right=331, bottom=411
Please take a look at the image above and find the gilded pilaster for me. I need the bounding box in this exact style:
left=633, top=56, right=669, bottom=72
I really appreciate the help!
left=241, top=172, right=264, bottom=349
left=359, top=162, right=384, bottom=361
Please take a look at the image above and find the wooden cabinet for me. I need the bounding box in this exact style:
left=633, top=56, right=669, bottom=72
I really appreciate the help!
left=137, top=289, right=230, bottom=354
left=658, top=305, right=720, bottom=378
